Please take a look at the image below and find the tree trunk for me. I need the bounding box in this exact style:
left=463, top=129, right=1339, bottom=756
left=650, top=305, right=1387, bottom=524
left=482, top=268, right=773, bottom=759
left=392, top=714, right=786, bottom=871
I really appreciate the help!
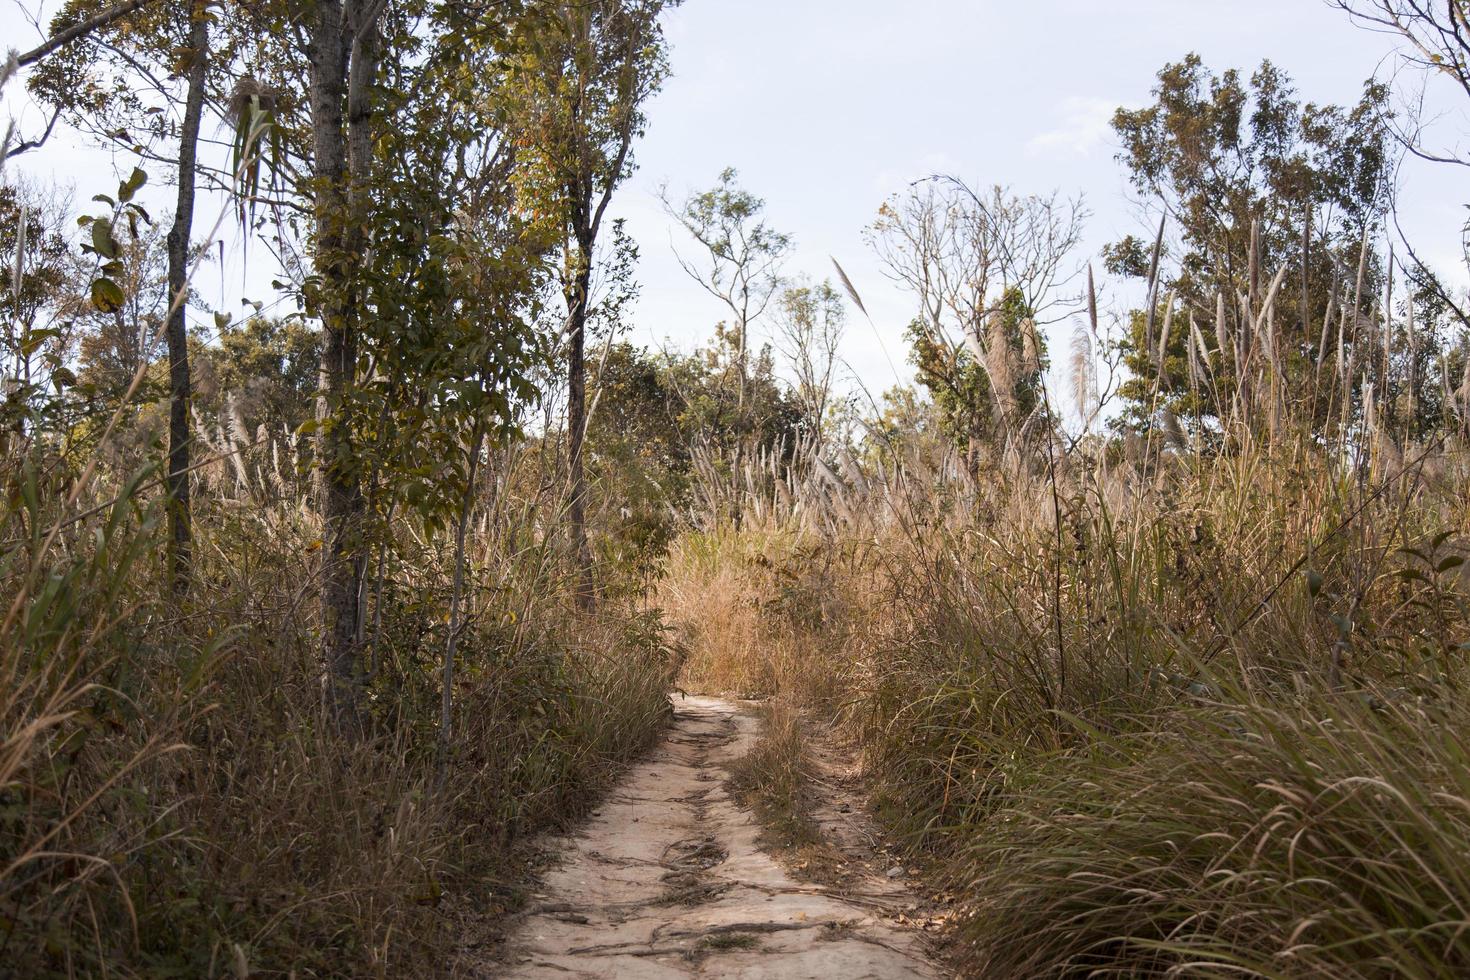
left=439, top=420, right=485, bottom=767
left=565, top=261, right=595, bottom=610
left=164, top=0, right=208, bottom=593
left=344, top=17, right=377, bottom=655
left=310, top=1, right=371, bottom=731
left=736, top=316, right=747, bottom=413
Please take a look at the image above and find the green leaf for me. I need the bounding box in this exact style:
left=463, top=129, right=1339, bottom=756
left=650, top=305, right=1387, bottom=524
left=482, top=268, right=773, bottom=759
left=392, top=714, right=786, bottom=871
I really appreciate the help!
left=119, top=167, right=148, bottom=203
left=20, top=328, right=59, bottom=357
left=91, top=277, right=126, bottom=313
left=91, top=218, right=118, bottom=259
left=1305, top=568, right=1323, bottom=599
left=1400, top=567, right=1432, bottom=586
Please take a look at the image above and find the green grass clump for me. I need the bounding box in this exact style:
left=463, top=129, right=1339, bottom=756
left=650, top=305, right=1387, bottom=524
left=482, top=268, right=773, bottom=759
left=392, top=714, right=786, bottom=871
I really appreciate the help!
left=960, top=698, right=1470, bottom=977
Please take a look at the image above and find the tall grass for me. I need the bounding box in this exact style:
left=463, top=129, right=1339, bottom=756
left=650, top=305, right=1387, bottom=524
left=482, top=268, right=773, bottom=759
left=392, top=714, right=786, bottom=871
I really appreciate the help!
left=726, top=695, right=821, bottom=850
left=660, top=254, right=1470, bottom=975
left=0, top=428, right=675, bottom=976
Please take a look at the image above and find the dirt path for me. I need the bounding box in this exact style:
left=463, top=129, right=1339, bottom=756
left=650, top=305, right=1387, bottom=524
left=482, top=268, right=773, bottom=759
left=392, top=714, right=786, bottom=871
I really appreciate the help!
left=483, top=696, right=943, bottom=979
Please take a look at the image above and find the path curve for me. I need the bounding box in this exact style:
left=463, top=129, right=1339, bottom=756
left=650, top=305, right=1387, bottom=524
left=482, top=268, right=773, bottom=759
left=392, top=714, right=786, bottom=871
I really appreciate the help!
left=486, top=696, right=941, bottom=979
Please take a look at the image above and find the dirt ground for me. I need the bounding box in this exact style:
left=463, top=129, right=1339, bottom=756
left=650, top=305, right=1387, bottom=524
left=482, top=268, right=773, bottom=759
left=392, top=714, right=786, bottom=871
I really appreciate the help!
left=476, top=696, right=946, bottom=979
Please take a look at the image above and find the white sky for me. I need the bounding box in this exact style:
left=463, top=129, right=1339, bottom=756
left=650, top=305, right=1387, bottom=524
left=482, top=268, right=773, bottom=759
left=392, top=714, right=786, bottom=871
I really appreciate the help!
left=5, top=0, right=1468, bottom=405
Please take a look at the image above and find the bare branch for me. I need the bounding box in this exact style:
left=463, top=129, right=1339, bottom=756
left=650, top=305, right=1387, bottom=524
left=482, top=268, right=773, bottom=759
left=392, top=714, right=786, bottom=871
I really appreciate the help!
left=14, top=0, right=155, bottom=67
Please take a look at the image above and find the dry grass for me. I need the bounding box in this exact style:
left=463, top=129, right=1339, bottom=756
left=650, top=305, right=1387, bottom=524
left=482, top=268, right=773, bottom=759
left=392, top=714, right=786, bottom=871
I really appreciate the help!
left=661, top=525, right=850, bottom=705
left=0, top=448, right=675, bottom=977
left=725, top=695, right=821, bottom=850
left=660, top=426, right=1470, bottom=976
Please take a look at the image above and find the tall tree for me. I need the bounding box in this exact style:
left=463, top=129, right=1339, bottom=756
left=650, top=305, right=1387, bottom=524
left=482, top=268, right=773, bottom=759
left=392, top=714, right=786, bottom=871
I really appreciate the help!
left=504, top=0, right=676, bottom=609
left=868, top=177, right=1082, bottom=467
left=660, top=168, right=793, bottom=414
left=352, top=5, right=552, bottom=750
left=17, top=0, right=217, bottom=588
left=773, top=278, right=846, bottom=442
left=300, top=0, right=387, bottom=729
left=164, top=0, right=210, bottom=590
left=1108, top=55, right=1392, bottom=432
left=1331, top=0, right=1470, bottom=170
left=1332, top=0, right=1470, bottom=333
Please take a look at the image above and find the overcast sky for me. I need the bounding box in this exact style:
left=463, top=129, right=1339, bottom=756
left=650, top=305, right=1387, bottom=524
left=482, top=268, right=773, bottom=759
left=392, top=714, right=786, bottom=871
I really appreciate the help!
left=4, top=0, right=1466, bottom=402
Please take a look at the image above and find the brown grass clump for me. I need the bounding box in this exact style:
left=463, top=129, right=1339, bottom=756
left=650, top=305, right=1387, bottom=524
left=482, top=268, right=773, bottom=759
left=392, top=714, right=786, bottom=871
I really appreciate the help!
left=725, top=695, right=821, bottom=850
left=660, top=526, right=850, bottom=705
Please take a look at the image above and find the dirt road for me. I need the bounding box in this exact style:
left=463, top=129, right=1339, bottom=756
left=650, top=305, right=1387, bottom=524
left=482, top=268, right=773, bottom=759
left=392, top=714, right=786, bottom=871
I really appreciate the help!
left=486, top=696, right=943, bottom=978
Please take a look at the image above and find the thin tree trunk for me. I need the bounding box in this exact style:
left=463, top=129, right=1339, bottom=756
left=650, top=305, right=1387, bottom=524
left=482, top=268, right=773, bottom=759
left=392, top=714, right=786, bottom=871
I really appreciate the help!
left=1300, top=204, right=1311, bottom=340
left=344, top=18, right=378, bottom=665
left=366, top=501, right=395, bottom=681
left=736, top=315, right=747, bottom=412
left=440, top=420, right=486, bottom=765
left=565, top=261, right=595, bottom=610
left=164, top=0, right=208, bottom=593
left=310, top=0, right=373, bottom=731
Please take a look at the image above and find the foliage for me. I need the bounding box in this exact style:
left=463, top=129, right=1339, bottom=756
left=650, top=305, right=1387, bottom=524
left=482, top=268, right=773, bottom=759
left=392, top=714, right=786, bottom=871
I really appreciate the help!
left=907, top=285, right=1049, bottom=459
left=2, top=2, right=680, bottom=976
left=586, top=338, right=809, bottom=586
left=0, top=451, right=676, bottom=975
left=10, top=2, right=1470, bottom=976
left=661, top=167, right=794, bottom=412
left=1110, top=54, right=1394, bottom=431
left=0, top=179, right=83, bottom=431
left=204, top=314, right=321, bottom=436
left=772, top=278, right=847, bottom=431
left=662, top=419, right=1470, bottom=976
left=869, top=177, right=1081, bottom=463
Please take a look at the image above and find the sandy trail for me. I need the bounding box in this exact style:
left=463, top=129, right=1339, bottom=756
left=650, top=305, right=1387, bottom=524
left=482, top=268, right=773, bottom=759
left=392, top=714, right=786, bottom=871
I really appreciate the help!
left=486, top=696, right=941, bottom=979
